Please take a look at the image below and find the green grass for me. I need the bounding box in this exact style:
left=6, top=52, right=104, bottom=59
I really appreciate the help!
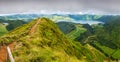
left=92, top=42, right=120, bottom=60
left=0, top=18, right=82, bottom=62
left=80, top=44, right=106, bottom=62
left=67, top=24, right=87, bottom=40
left=0, top=18, right=108, bottom=62
left=112, top=49, right=120, bottom=59
left=93, top=42, right=115, bottom=56
left=0, top=23, right=8, bottom=36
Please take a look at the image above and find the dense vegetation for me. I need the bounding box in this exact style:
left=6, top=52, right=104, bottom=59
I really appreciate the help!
left=0, top=19, right=27, bottom=31
left=56, top=22, right=76, bottom=34
left=0, top=18, right=108, bottom=62
left=71, top=17, right=120, bottom=60
left=93, top=17, right=120, bottom=60
left=0, top=19, right=27, bottom=37
left=6, top=20, right=26, bottom=31
left=56, top=17, right=120, bottom=61
left=0, top=16, right=120, bottom=61
left=56, top=22, right=87, bottom=40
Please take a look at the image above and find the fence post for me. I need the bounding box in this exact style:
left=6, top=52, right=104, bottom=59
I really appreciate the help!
left=7, top=47, right=15, bottom=62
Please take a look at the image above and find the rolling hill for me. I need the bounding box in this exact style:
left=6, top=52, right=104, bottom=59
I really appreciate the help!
left=0, top=13, right=119, bottom=23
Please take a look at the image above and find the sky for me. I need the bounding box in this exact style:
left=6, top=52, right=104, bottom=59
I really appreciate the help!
left=0, top=0, right=120, bottom=14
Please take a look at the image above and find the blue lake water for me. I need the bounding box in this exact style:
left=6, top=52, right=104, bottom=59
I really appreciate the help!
left=57, top=20, right=104, bottom=25
left=72, top=20, right=104, bottom=25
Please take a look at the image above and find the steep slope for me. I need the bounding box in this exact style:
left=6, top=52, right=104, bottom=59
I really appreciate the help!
left=92, top=18, right=120, bottom=60
left=67, top=24, right=87, bottom=40
left=56, top=22, right=87, bottom=40
left=6, top=20, right=26, bottom=31
left=73, top=18, right=120, bottom=61
left=56, top=22, right=76, bottom=34
left=0, top=18, right=107, bottom=62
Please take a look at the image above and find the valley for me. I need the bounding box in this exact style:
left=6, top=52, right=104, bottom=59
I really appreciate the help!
left=57, top=17, right=120, bottom=61
left=0, top=18, right=107, bottom=62
left=0, top=14, right=120, bottom=62
left=0, top=0, right=120, bottom=62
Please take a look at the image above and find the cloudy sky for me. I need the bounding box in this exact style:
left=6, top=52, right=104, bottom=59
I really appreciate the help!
left=0, top=0, right=120, bottom=14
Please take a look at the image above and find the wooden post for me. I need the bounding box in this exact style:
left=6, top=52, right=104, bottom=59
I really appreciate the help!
left=7, top=47, right=15, bottom=62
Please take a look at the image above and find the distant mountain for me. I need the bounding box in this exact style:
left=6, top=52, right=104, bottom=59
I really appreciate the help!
left=0, top=13, right=112, bottom=36
left=0, top=18, right=107, bottom=62
left=68, top=14, right=115, bottom=22
left=0, top=13, right=119, bottom=23
left=0, top=14, right=74, bottom=22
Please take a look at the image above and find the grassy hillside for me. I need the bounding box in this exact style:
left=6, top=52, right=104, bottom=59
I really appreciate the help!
left=56, top=22, right=76, bottom=34
left=0, top=18, right=107, bottom=62
left=56, top=22, right=87, bottom=40
left=0, top=23, right=8, bottom=36
left=56, top=20, right=120, bottom=61
left=6, top=20, right=26, bottom=31
left=0, top=19, right=26, bottom=37
left=75, top=17, right=120, bottom=60
left=67, top=24, right=87, bottom=40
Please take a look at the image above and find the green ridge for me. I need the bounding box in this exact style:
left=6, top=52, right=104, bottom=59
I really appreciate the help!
left=0, top=18, right=107, bottom=62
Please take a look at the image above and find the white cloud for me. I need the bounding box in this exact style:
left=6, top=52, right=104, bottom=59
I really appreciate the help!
left=0, top=0, right=120, bottom=14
